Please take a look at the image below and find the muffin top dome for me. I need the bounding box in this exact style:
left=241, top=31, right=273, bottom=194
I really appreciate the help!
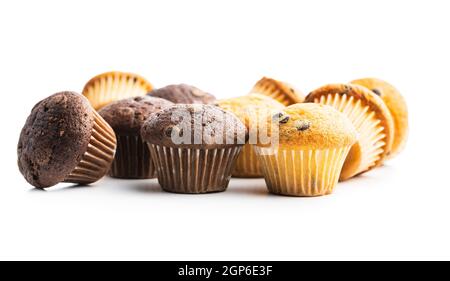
left=99, top=96, right=173, bottom=134
left=141, top=104, right=247, bottom=148
left=147, top=84, right=216, bottom=104
left=216, top=93, right=285, bottom=128
left=17, top=92, right=95, bottom=188
left=262, top=103, right=357, bottom=149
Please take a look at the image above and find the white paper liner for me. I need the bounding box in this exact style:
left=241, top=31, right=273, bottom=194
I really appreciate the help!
left=313, top=94, right=387, bottom=180
left=255, top=146, right=351, bottom=196
left=232, top=143, right=262, bottom=177
left=83, top=73, right=151, bottom=110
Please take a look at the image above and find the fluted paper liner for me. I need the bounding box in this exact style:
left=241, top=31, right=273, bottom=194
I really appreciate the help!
left=232, top=143, right=262, bottom=177
left=109, top=134, right=155, bottom=179
left=148, top=144, right=242, bottom=193
left=255, top=146, right=351, bottom=196
left=313, top=94, right=388, bottom=180
left=82, top=72, right=153, bottom=110
left=64, top=110, right=116, bottom=184
left=252, top=78, right=303, bottom=106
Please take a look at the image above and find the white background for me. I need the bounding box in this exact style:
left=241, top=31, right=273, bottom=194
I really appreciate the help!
left=0, top=0, right=449, bottom=260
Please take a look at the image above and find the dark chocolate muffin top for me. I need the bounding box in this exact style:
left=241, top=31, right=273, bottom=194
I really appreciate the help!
left=98, top=96, right=174, bottom=134
left=141, top=104, right=247, bottom=148
left=147, top=84, right=216, bottom=104
left=17, top=92, right=94, bottom=188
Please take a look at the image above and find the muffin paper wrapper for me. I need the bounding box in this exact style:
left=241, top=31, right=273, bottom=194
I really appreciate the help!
left=148, top=144, right=242, bottom=193
left=232, top=143, right=262, bottom=177
left=64, top=110, right=116, bottom=184
left=255, top=146, right=351, bottom=196
left=109, top=134, right=155, bottom=179
left=313, top=94, right=388, bottom=180
left=253, top=82, right=296, bottom=106
left=83, top=73, right=151, bottom=110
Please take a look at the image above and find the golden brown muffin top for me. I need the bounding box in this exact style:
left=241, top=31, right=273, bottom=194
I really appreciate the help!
left=216, top=93, right=285, bottom=128
left=350, top=78, right=408, bottom=159
left=258, top=103, right=357, bottom=149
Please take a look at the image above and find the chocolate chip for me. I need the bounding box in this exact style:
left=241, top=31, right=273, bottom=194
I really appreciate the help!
left=279, top=116, right=289, bottom=123
left=273, top=112, right=290, bottom=124
left=164, top=127, right=173, bottom=137
left=371, top=88, right=382, bottom=96
left=295, top=120, right=311, bottom=131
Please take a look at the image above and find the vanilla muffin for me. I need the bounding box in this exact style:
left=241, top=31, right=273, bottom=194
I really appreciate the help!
left=350, top=78, right=408, bottom=159
left=99, top=96, right=174, bottom=179
left=255, top=103, right=356, bottom=196
left=305, top=84, right=394, bottom=180
left=217, top=94, right=285, bottom=177
left=141, top=104, right=247, bottom=194
left=251, top=77, right=304, bottom=106
left=82, top=71, right=153, bottom=110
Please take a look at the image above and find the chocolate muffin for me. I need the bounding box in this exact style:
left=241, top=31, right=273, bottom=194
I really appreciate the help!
left=99, top=96, right=174, bottom=179
left=147, top=84, right=216, bottom=104
left=18, top=92, right=116, bottom=188
left=141, top=104, right=247, bottom=193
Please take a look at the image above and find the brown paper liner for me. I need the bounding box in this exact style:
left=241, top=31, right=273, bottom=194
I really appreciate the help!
left=255, top=146, right=351, bottom=196
left=64, top=110, right=116, bottom=184
left=313, top=94, right=388, bottom=180
left=232, top=143, right=262, bottom=177
left=109, top=134, right=155, bottom=179
left=148, top=144, right=242, bottom=193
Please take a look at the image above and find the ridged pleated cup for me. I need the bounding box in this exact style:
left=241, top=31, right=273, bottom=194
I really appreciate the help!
left=232, top=143, right=262, bottom=177
left=255, top=146, right=351, bottom=196
left=64, top=110, right=117, bottom=184
left=312, top=94, right=389, bottom=180
left=82, top=72, right=153, bottom=110
left=252, top=77, right=304, bottom=106
left=148, top=144, right=242, bottom=194
left=109, top=134, right=155, bottom=179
